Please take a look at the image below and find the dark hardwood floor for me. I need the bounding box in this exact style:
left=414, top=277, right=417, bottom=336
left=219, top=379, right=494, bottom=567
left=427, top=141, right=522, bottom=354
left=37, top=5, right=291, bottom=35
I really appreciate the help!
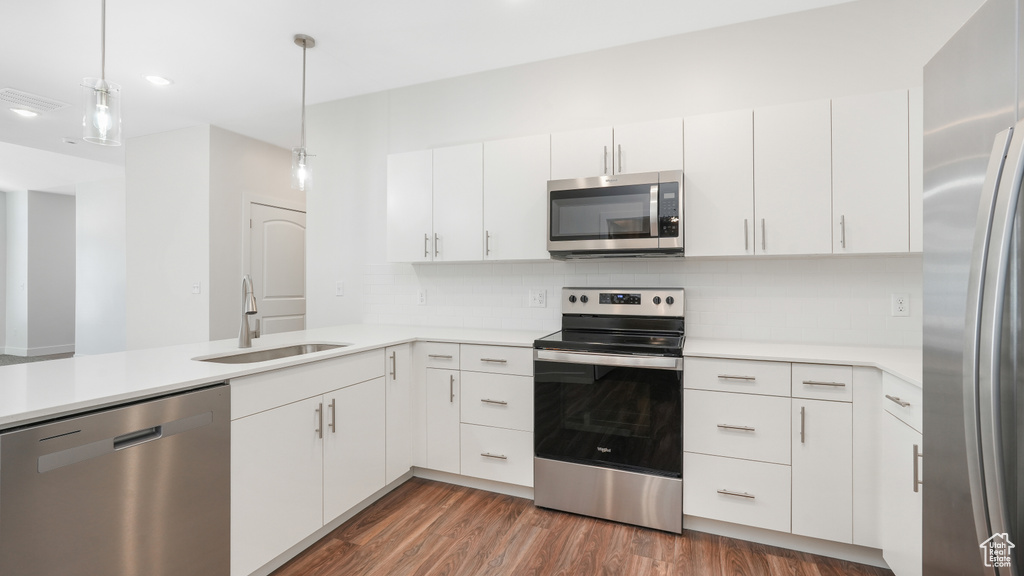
left=271, top=478, right=894, bottom=576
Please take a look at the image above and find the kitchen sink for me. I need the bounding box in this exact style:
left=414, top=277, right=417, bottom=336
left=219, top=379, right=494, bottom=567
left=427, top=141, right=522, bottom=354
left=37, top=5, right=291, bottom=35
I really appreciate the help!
left=194, top=343, right=349, bottom=364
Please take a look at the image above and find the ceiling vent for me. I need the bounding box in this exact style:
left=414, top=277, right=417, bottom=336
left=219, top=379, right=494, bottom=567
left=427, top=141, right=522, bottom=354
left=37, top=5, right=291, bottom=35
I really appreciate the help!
left=0, top=88, right=70, bottom=113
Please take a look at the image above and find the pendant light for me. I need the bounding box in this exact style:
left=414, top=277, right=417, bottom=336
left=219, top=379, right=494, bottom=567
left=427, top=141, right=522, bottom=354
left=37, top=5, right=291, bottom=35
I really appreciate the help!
left=292, top=34, right=315, bottom=191
left=82, top=0, right=121, bottom=146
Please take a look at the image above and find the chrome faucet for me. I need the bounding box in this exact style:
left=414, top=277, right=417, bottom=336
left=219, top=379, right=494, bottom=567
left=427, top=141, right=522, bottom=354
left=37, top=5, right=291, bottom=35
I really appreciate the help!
left=239, top=275, right=258, bottom=348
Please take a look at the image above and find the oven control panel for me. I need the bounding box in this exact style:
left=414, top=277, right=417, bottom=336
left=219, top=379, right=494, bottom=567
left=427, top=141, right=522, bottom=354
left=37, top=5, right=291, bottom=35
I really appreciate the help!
left=562, top=287, right=685, bottom=317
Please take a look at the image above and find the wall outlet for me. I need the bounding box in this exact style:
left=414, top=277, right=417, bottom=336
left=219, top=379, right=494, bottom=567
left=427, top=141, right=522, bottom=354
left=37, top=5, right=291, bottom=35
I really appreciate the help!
left=891, top=293, right=910, bottom=317
left=528, top=289, right=547, bottom=308
left=192, top=281, right=202, bottom=295
left=417, top=289, right=427, bottom=305
left=335, top=281, right=344, bottom=297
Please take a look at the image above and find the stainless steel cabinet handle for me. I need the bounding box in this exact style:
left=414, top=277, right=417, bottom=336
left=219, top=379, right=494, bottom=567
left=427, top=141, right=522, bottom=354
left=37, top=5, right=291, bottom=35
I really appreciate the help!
left=885, top=394, right=911, bottom=408
left=803, top=380, right=846, bottom=388
left=481, top=452, right=508, bottom=460
left=450, top=374, right=455, bottom=403
left=390, top=351, right=397, bottom=379
left=718, top=374, right=755, bottom=381
left=617, top=144, right=622, bottom=173
left=329, top=398, right=336, bottom=434
left=913, top=444, right=923, bottom=493
left=481, top=399, right=508, bottom=406
left=485, top=230, right=491, bottom=256
left=428, top=354, right=453, bottom=359
left=744, top=219, right=749, bottom=251
left=315, top=403, right=323, bottom=439
left=800, top=406, right=805, bottom=444
left=480, top=358, right=508, bottom=364
left=840, top=214, right=847, bottom=248
left=603, top=146, right=609, bottom=175
left=424, top=234, right=429, bottom=258
left=717, top=489, right=755, bottom=499
left=434, top=233, right=439, bottom=257
left=717, top=424, right=756, bottom=432
left=761, top=218, right=766, bottom=250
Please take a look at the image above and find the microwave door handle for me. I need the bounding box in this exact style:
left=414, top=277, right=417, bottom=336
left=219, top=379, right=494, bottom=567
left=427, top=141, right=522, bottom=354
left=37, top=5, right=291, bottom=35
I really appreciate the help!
left=650, top=185, right=659, bottom=237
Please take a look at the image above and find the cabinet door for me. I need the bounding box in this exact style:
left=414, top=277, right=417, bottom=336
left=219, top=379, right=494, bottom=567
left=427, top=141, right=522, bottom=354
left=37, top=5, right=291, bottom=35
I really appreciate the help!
left=433, top=143, right=483, bottom=261
left=613, top=118, right=683, bottom=174
left=387, top=150, right=433, bottom=262
left=754, top=99, right=833, bottom=255
left=231, top=396, right=324, bottom=576
left=792, top=399, right=853, bottom=544
left=832, top=90, right=910, bottom=254
left=323, top=378, right=386, bottom=521
left=385, top=344, right=413, bottom=484
left=425, top=368, right=461, bottom=474
left=683, top=109, right=754, bottom=256
left=909, top=87, right=923, bottom=253
left=882, top=413, right=923, bottom=576
left=550, top=126, right=613, bottom=179
left=483, top=134, right=550, bottom=260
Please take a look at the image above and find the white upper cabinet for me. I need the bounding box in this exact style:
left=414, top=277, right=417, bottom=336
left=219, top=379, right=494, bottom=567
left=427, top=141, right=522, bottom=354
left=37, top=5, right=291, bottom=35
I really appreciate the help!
left=550, top=126, right=614, bottom=180
left=613, top=118, right=683, bottom=174
left=432, top=143, right=483, bottom=261
left=483, top=134, right=550, bottom=260
left=832, top=90, right=910, bottom=254
left=683, top=109, right=754, bottom=257
left=386, top=150, right=433, bottom=262
left=753, top=99, right=833, bottom=256
left=909, top=87, right=923, bottom=253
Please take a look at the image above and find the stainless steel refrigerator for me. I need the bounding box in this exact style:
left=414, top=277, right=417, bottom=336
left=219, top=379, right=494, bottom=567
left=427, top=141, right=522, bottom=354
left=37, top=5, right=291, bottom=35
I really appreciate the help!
left=924, top=0, right=1024, bottom=574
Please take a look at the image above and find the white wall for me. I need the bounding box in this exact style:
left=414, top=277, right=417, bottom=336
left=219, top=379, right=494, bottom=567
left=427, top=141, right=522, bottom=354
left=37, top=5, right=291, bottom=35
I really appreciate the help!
left=5, top=190, right=27, bottom=353
left=306, top=0, right=979, bottom=349
left=125, top=126, right=211, bottom=350
left=76, top=178, right=127, bottom=355
left=0, top=192, right=6, bottom=351
left=27, top=191, right=75, bottom=355
left=209, top=126, right=297, bottom=340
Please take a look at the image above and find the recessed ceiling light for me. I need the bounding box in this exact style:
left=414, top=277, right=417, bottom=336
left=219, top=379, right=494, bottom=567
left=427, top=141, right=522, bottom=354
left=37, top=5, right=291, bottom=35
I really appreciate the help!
left=10, top=108, right=38, bottom=117
left=144, top=75, right=173, bottom=86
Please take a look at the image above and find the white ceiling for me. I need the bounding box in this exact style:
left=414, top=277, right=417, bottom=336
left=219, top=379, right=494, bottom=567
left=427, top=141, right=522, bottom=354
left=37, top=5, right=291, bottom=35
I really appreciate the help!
left=0, top=0, right=854, bottom=193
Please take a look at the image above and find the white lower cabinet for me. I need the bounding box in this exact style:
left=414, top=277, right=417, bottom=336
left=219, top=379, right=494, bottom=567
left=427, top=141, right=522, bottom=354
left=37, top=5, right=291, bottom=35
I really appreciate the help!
left=425, top=368, right=461, bottom=474
left=385, top=344, right=413, bottom=484
left=684, top=452, right=792, bottom=533
left=460, top=424, right=533, bottom=486
left=881, top=410, right=923, bottom=576
left=791, top=398, right=853, bottom=544
left=323, top=378, right=387, bottom=520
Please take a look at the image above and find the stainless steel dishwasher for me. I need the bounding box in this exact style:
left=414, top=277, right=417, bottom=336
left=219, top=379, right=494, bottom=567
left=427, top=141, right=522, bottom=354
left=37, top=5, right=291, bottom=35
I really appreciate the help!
left=0, top=383, right=230, bottom=576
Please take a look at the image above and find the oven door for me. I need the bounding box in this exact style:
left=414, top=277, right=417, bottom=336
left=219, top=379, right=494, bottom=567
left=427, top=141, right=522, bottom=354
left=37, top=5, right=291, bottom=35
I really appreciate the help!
left=534, top=349, right=682, bottom=478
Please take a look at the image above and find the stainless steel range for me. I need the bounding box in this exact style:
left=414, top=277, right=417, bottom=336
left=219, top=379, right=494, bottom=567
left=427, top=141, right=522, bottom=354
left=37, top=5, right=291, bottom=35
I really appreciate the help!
left=533, top=287, right=684, bottom=533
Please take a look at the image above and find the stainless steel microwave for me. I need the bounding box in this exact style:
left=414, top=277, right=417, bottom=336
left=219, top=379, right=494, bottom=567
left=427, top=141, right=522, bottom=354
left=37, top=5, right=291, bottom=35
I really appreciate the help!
left=546, top=170, right=683, bottom=259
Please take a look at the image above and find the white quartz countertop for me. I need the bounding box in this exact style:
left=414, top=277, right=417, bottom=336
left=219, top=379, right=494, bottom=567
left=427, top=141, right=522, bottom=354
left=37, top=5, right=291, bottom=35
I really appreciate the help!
left=0, top=324, right=547, bottom=431
left=683, top=338, right=922, bottom=387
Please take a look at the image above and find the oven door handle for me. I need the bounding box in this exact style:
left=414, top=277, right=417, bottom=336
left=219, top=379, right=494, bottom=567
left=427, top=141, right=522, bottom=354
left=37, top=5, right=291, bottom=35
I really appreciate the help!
left=534, top=349, right=682, bottom=371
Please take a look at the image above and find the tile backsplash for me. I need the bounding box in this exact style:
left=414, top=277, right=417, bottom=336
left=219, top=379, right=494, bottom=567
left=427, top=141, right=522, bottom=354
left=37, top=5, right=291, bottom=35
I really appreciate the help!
left=362, top=255, right=922, bottom=348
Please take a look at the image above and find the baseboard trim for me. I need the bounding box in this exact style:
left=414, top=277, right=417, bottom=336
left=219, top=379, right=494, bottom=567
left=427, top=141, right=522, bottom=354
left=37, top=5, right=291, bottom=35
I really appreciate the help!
left=412, top=467, right=534, bottom=499
left=4, top=344, right=75, bottom=357
left=683, top=516, right=888, bottom=569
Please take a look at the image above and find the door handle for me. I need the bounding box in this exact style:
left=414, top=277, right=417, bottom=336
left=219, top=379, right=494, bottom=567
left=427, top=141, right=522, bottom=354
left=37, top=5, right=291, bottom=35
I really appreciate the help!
left=315, top=403, right=323, bottom=439
left=485, top=230, right=491, bottom=256
left=424, top=233, right=429, bottom=258
left=761, top=218, right=766, bottom=251
left=744, top=219, right=749, bottom=252
left=913, top=444, right=923, bottom=493
left=450, top=374, right=455, bottom=403
left=328, top=398, right=336, bottom=434
left=434, top=233, right=439, bottom=258
left=840, top=214, right=847, bottom=248
left=617, top=144, right=622, bottom=173
left=390, top=351, right=397, bottom=379
left=603, top=146, right=609, bottom=175
left=800, top=406, right=805, bottom=444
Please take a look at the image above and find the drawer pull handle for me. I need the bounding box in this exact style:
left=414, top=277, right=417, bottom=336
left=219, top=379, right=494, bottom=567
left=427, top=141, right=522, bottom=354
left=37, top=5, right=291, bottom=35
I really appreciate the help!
left=718, top=374, right=755, bottom=381
left=481, top=399, right=508, bottom=406
left=480, top=358, right=508, bottom=364
left=717, top=489, right=755, bottom=499
left=481, top=452, right=508, bottom=460
left=803, top=380, right=846, bottom=387
left=885, top=394, right=911, bottom=408
left=717, top=424, right=756, bottom=432
left=428, top=354, right=454, bottom=359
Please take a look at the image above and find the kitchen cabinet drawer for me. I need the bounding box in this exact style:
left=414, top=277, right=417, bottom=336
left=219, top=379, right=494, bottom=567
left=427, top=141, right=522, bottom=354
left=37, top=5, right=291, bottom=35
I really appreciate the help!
left=684, top=357, right=790, bottom=397
left=882, top=372, right=922, bottom=434
left=460, top=424, right=534, bottom=487
left=683, top=452, right=791, bottom=533
left=231, top=350, right=384, bottom=419
left=461, top=344, right=533, bottom=376
left=684, top=389, right=791, bottom=465
left=461, top=372, right=533, bottom=432
left=792, top=363, right=853, bottom=402
left=419, top=342, right=461, bottom=369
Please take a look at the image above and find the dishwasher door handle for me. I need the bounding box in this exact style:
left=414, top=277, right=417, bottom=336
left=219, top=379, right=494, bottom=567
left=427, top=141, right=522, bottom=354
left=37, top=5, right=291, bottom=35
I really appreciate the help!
left=113, top=426, right=163, bottom=450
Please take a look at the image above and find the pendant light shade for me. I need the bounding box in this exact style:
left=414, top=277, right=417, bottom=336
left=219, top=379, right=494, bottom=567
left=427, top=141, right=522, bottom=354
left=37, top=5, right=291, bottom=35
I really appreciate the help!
left=291, top=34, right=315, bottom=191
left=83, top=0, right=121, bottom=146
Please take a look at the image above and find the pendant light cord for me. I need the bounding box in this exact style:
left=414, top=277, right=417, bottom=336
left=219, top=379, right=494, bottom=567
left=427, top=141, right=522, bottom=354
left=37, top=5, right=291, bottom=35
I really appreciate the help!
left=100, top=0, right=106, bottom=81
left=300, top=40, right=307, bottom=149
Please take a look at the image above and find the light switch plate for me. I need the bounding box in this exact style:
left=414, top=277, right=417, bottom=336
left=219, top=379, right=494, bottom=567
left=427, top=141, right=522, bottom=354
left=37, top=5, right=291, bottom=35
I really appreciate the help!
left=192, top=281, right=202, bottom=295
left=335, top=281, right=344, bottom=297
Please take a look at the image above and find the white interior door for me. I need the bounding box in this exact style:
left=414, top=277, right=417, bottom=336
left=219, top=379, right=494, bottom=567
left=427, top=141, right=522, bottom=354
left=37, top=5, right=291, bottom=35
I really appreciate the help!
left=250, top=203, right=306, bottom=335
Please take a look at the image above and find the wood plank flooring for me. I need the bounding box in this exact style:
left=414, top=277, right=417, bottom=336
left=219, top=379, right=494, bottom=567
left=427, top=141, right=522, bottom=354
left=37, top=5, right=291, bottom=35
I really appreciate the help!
left=271, top=478, right=893, bottom=576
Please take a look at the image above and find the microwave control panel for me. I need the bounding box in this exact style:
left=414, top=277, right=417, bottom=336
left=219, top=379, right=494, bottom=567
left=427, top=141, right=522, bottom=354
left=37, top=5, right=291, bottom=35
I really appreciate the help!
left=658, top=181, right=680, bottom=238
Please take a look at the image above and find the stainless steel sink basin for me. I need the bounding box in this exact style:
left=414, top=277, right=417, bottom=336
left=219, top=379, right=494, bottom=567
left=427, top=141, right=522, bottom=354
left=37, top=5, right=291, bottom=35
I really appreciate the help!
left=195, top=343, right=349, bottom=364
